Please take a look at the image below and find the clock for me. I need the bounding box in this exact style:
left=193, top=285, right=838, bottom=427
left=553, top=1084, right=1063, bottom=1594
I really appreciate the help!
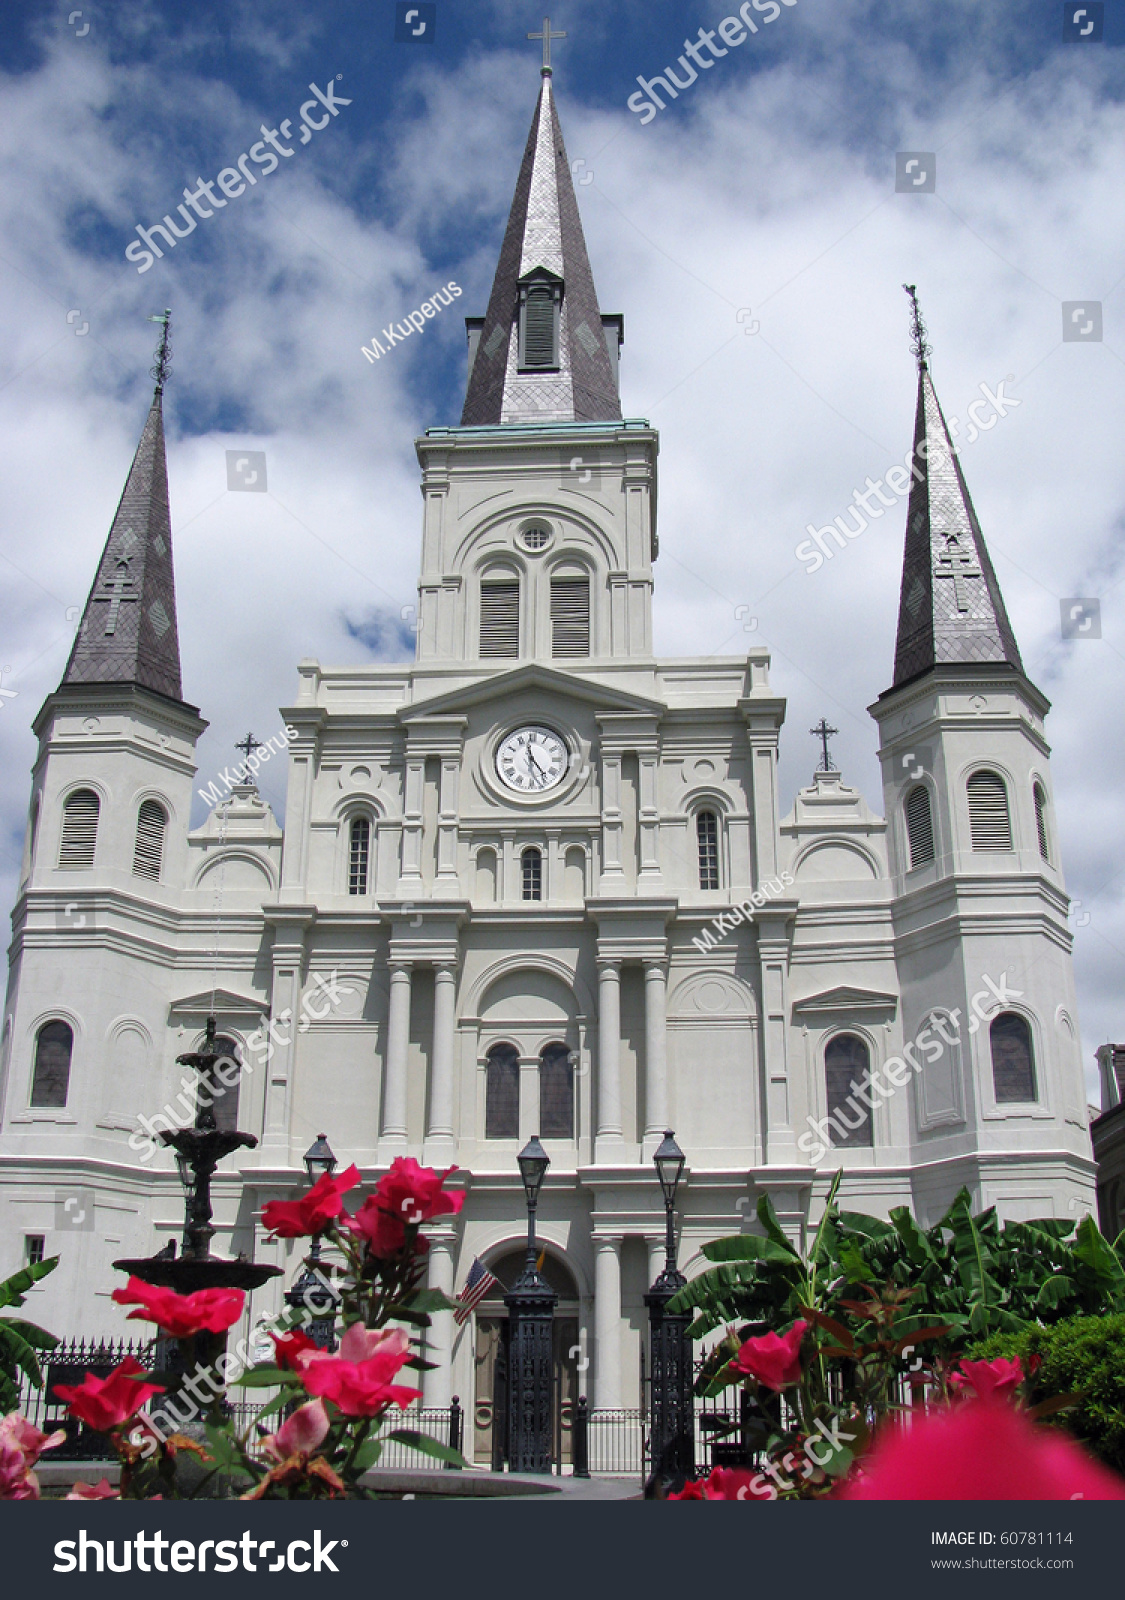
left=496, top=725, right=568, bottom=794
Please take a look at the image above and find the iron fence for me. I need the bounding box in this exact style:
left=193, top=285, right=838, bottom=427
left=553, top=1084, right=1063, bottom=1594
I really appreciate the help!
left=17, top=1337, right=155, bottom=1461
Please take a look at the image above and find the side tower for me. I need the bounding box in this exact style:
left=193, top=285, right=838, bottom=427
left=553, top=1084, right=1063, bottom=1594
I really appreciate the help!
left=869, top=291, right=1093, bottom=1220
left=0, top=319, right=208, bottom=1322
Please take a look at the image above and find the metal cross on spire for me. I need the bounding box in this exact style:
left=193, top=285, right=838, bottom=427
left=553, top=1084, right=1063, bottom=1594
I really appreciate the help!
left=902, top=283, right=932, bottom=373
left=147, top=308, right=173, bottom=395
left=810, top=718, right=838, bottom=773
left=527, top=15, right=566, bottom=73
left=235, top=731, right=264, bottom=766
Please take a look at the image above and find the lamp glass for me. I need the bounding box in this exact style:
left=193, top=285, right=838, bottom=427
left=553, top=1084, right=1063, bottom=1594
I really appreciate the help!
left=175, top=1153, right=193, bottom=1192
left=303, top=1134, right=337, bottom=1183
left=517, top=1135, right=550, bottom=1204
left=653, top=1130, right=685, bottom=1208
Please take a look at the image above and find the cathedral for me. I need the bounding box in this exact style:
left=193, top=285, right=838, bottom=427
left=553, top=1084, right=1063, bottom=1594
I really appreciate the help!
left=0, top=63, right=1095, bottom=1450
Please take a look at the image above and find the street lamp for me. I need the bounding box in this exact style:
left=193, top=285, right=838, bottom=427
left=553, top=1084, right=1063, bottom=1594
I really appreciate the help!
left=303, top=1134, right=338, bottom=1183
left=284, top=1134, right=339, bottom=1350
left=504, top=1136, right=557, bottom=1473
left=645, top=1130, right=695, bottom=1483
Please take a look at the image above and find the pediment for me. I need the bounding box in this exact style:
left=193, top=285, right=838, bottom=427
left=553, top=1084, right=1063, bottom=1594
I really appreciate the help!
left=169, top=988, right=266, bottom=1018
left=792, top=985, right=898, bottom=1016
left=400, top=663, right=665, bottom=722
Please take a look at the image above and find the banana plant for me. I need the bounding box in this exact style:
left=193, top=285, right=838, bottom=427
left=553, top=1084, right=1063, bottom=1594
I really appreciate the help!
left=0, top=1256, right=59, bottom=1412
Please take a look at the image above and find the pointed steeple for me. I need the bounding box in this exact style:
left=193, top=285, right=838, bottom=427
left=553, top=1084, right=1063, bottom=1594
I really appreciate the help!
left=461, top=70, right=623, bottom=426
left=891, top=287, right=1023, bottom=689
left=61, top=313, right=185, bottom=704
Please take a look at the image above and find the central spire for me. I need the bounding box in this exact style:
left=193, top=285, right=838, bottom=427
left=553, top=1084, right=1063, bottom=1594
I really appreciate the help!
left=460, top=74, right=623, bottom=427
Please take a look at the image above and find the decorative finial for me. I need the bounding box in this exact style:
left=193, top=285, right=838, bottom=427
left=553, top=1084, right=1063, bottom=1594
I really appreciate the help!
left=902, top=284, right=931, bottom=372
left=146, top=309, right=172, bottom=395
left=810, top=718, right=838, bottom=774
left=528, top=15, right=566, bottom=74
left=235, top=730, right=264, bottom=767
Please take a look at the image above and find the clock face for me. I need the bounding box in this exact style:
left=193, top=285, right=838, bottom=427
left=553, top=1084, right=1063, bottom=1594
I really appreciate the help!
left=496, top=726, right=568, bottom=794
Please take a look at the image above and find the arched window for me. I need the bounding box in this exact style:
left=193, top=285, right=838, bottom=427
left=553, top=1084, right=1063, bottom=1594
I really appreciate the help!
left=551, top=575, right=590, bottom=658
left=990, top=1012, right=1036, bottom=1104
left=348, top=816, right=371, bottom=896
left=475, top=847, right=497, bottom=903
left=58, top=789, right=99, bottom=870
left=967, top=770, right=1012, bottom=852
left=522, top=846, right=542, bottom=902
left=205, top=1035, right=242, bottom=1132
left=31, top=1020, right=73, bottom=1107
left=697, top=810, right=719, bottom=890
left=905, top=785, right=935, bottom=869
left=133, top=800, right=167, bottom=881
left=1033, top=784, right=1050, bottom=862
left=480, top=578, right=520, bottom=658
left=824, top=1033, right=874, bottom=1148
left=540, top=1043, right=574, bottom=1138
left=485, top=1043, right=520, bottom=1139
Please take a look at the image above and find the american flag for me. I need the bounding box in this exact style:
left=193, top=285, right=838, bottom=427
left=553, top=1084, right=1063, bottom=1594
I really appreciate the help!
left=454, top=1257, right=500, bottom=1325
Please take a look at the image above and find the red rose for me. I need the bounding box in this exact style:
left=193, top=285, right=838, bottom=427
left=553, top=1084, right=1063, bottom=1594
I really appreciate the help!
left=298, top=1333, right=420, bottom=1417
left=112, top=1277, right=245, bottom=1338
left=840, top=1397, right=1125, bottom=1500
left=950, top=1356, right=1026, bottom=1402
left=342, top=1159, right=463, bottom=1258
left=261, top=1164, right=361, bottom=1238
left=729, top=1320, right=808, bottom=1391
left=271, top=1328, right=320, bottom=1371
left=668, top=1467, right=773, bottom=1501
left=52, top=1356, right=165, bottom=1432
left=66, top=1478, right=118, bottom=1500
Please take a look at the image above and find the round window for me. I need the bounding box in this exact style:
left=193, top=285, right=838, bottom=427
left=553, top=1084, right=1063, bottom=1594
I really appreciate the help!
left=521, top=525, right=551, bottom=551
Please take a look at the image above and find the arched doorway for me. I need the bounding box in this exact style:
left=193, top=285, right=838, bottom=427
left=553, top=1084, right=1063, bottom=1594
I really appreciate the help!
left=472, top=1248, right=581, bottom=1470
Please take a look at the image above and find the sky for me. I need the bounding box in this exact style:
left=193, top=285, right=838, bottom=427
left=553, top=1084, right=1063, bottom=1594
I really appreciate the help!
left=0, top=0, right=1122, bottom=1101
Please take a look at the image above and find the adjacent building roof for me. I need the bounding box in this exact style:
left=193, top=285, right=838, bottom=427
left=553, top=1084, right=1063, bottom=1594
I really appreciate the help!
left=60, top=390, right=185, bottom=704
left=460, top=72, right=623, bottom=427
left=891, top=363, right=1024, bottom=688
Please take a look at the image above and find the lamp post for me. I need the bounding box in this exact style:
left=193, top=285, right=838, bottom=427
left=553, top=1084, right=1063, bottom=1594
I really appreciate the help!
left=645, top=1130, right=694, bottom=1481
left=283, top=1135, right=340, bottom=1350
left=504, top=1136, right=557, bottom=1473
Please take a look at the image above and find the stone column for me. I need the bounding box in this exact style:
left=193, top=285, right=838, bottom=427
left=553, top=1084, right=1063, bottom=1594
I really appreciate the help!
left=598, top=754, right=625, bottom=888
left=637, top=749, right=662, bottom=883
left=593, top=1236, right=623, bottom=1409
left=422, top=1230, right=457, bottom=1409
left=435, top=758, right=460, bottom=890
left=596, top=960, right=623, bottom=1151
left=426, top=964, right=457, bottom=1153
left=757, top=913, right=795, bottom=1161
left=646, top=1237, right=666, bottom=1289
left=643, top=960, right=669, bottom=1141
left=381, top=962, right=412, bottom=1149
left=399, top=754, right=426, bottom=888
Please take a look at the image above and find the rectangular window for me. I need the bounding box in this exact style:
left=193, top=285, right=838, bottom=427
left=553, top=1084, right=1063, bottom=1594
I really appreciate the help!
left=349, top=817, right=370, bottom=896
left=697, top=811, right=720, bottom=890
left=25, top=1235, right=45, bottom=1265
left=480, top=581, right=520, bottom=658
left=522, top=849, right=542, bottom=902
left=551, top=576, right=590, bottom=658
left=520, top=286, right=558, bottom=369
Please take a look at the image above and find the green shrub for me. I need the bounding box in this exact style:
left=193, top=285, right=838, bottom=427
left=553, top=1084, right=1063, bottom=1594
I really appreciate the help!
left=969, top=1314, right=1125, bottom=1473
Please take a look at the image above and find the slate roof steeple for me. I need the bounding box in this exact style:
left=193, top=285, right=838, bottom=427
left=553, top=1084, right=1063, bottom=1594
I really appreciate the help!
left=891, top=288, right=1023, bottom=689
left=61, top=315, right=185, bottom=704
left=461, top=69, right=623, bottom=426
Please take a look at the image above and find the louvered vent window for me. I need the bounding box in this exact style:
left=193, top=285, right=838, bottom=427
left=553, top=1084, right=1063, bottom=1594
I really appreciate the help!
left=58, top=790, right=99, bottom=870
left=522, top=847, right=542, bottom=902
left=1033, top=784, right=1050, bottom=862
left=480, top=580, right=520, bottom=658
left=132, top=800, right=166, bottom=881
left=551, top=576, right=590, bottom=658
left=905, top=785, right=935, bottom=869
left=520, top=285, right=558, bottom=369
left=697, top=810, right=720, bottom=890
left=349, top=816, right=370, bottom=895
left=967, top=770, right=1013, bottom=852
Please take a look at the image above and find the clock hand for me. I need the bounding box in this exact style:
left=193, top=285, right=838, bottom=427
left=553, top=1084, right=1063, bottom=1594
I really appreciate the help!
left=526, top=748, right=546, bottom=782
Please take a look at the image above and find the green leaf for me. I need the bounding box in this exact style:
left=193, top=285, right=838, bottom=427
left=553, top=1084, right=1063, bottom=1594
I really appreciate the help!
left=202, top=1423, right=244, bottom=1472
left=384, top=1429, right=468, bottom=1469
left=0, top=1257, right=59, bottom=1310
left=1074, top=1216, right=1125, bottom=1309
left=232, top=1366, right=298, bottom=1388
left=890, top=1208, right=938, bottom=1268
left=838, top=1243, right=873, bottom=1284
left=756, top=1193, right=801, bottom=1257
left=400, top=1289, right=459, bottom=1315
left=350, top=1435, right=384, bottom=1474
left=249, top=1390, right=293, bottom=1424
left=700, top=1236, right=802, bottom=1266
